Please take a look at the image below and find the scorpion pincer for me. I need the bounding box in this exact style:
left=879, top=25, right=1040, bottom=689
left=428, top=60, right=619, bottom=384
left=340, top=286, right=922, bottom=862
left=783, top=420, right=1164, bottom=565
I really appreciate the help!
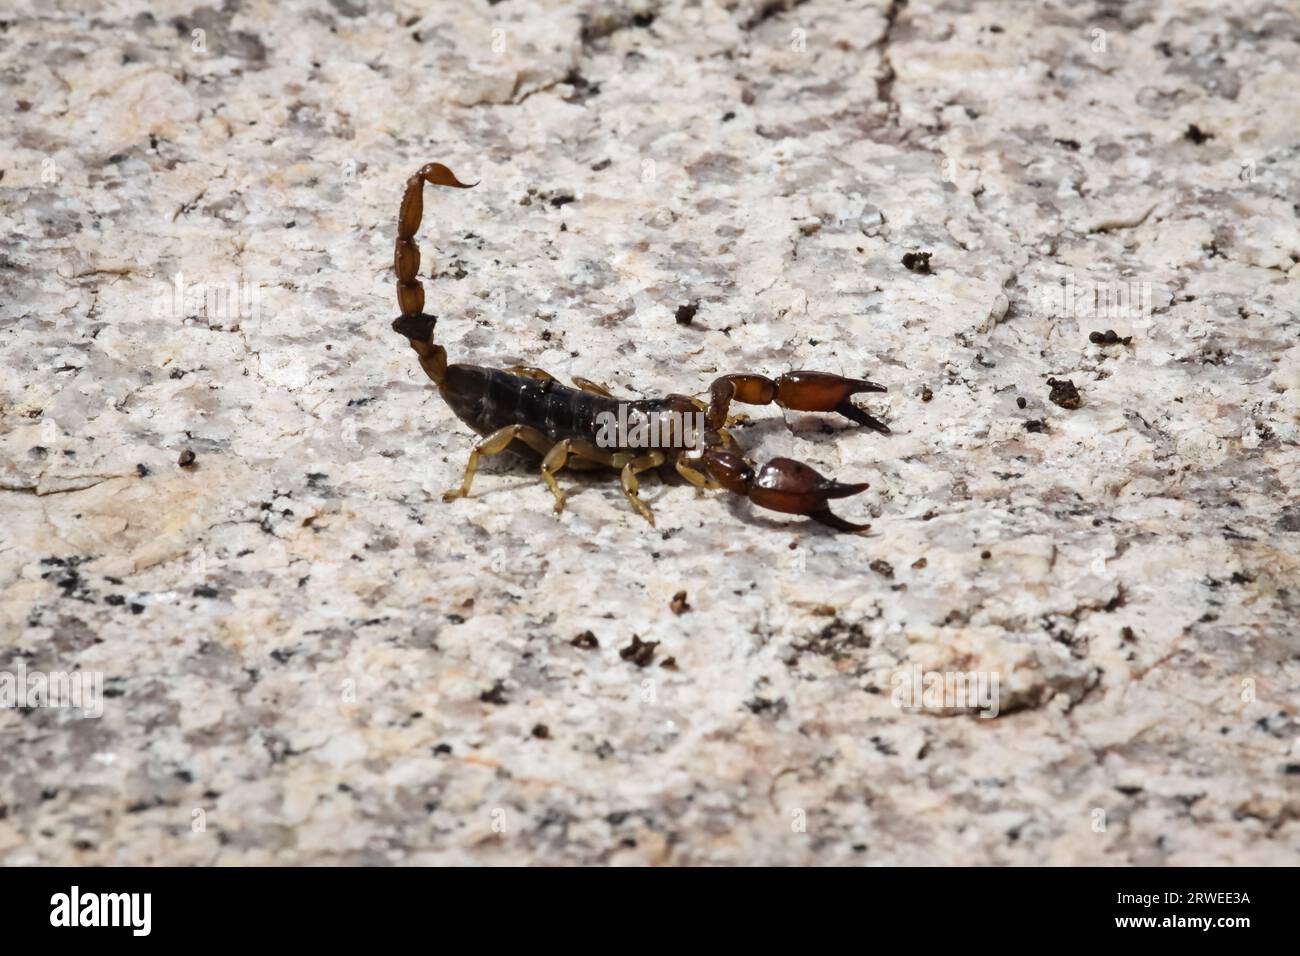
left=390, top=162, right=889, bottom=533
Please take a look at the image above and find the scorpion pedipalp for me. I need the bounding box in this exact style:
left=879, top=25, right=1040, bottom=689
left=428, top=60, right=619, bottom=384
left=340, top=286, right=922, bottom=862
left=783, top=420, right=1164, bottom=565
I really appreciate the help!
left=706, top=370, right=890, bottom=433
left=700, top=450, right=873, bottom=533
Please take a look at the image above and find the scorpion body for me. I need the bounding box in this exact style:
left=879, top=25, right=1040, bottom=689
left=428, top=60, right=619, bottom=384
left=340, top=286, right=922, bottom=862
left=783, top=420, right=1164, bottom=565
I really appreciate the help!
left=391, top=162, right=889, bottom=532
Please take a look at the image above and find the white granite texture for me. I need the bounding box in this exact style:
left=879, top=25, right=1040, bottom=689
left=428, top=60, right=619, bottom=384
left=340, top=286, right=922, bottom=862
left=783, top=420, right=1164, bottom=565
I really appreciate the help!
left=1, top=0, right=1298, bottom=865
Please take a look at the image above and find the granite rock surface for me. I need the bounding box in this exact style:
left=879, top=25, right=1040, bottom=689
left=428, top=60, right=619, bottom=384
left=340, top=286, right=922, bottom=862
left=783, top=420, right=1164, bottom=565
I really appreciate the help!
left=1, top=0, right=1298, bottom=864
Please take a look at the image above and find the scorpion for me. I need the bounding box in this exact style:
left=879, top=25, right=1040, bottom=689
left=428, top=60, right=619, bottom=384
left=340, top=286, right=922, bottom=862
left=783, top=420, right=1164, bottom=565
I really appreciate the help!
left=391, top=162, right=890, bottom=533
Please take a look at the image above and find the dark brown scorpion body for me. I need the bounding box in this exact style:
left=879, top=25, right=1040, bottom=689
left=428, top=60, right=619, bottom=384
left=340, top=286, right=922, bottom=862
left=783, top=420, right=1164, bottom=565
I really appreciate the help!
left=391, top=162, right=889, bottom=532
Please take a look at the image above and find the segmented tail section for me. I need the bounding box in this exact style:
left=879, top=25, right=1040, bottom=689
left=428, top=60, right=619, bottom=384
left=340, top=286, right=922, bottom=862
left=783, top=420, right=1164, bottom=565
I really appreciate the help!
left=392, top=162, right=476, bottom=338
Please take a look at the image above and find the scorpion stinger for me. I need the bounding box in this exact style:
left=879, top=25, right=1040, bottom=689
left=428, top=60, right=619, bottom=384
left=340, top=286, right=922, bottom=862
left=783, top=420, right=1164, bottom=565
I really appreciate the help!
left=391, top=162, right=476, bottom=387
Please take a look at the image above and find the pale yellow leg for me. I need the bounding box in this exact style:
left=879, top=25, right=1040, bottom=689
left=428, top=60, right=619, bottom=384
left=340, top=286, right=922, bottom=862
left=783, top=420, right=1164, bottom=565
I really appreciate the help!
left=675, top=457, right=720, bottom=490
left=619, top=451, right=666, bottom=526
left=443, top=425, right=547, bottom=502
left=573, top=377, right=614, bottom=398
left=541, top=439, right=615, bottom=512
left=688, top=395, right=743, bottom=427
left=540, top=440, right=575, bottom=512
left=504, top=366, right=555, bottom=382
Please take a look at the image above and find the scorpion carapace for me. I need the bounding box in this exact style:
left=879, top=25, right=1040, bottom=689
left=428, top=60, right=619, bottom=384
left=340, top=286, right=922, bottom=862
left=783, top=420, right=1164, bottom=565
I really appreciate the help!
left=391, top=162, right=889, bottom=533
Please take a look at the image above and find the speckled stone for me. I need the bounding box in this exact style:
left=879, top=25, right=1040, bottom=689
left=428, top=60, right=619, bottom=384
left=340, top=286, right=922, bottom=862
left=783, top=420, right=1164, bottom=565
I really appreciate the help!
left=1, top=0, right=1297, bottom=864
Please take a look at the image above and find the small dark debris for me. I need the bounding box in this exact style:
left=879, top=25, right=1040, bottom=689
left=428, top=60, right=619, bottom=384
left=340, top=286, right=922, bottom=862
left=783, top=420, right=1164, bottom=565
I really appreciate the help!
left=571, top=630, right=599, bottom=649
left=1024, top=419, right=1047, bottom=433
left=561, top=69, right=601, bottom=103
left=669, top=590, right=690, bottom=615
left=479, top=680, right=509, bottom=705
left=1054, top=138, right=1081, bottom=151
left=722, top=110, right=736, bottom=122
left=135, top=463, right=150, bottom=478
left=675, top=302, right=698, bottom=325
left=660, top=656, right=677, bottom=670
left=590, top=158, right=611, bottom=171
left=1089, top=329, right=1132, bottom=346
left=911, top=557, right=927, bottom=570
left=870, top=735, right=897, bottom=756
left=1046, top=377, right=1081, bottom=410
left=177, top=448, right=196, bottom=467
left=549, top=193, right=576, bottom=208
left=980, top=550, right=992, bottom=560
left=902, top=251, right=932, bottom=274
left=192, top=585, right=219, bottom=599
left=869, top=559, right=894, bottom=579
left=745, top=696, right=788, bottom=718
left=619, top=635, right=658, bottom=667
left=1277, top=506, right=1300, bottom=533
left=531, top=723, right=550, bottom=740
left=1016, top=396, right=1027, bottom=409
left=920, top=385, right=933, bottom=402
left=1184, top=124, right=1213, bottom=145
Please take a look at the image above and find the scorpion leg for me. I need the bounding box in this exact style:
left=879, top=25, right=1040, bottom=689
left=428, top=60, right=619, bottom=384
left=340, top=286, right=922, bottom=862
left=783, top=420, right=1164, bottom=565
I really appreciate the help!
left=675, top=457, right=721, bottom=490
left=572, top=377, right=615, bottom=398
left=505, top=366, right=556, bottom=382
left=540, top=438, right=613, bottom=513
left=706, top=371, right=889, bottom=433
left=674, top=421, right=740, bottom=491
left=540, top=440, right=575, bottom=512
left=443, top=424, right=549, bottom=503
left=614, top=451, right=666, bottom=526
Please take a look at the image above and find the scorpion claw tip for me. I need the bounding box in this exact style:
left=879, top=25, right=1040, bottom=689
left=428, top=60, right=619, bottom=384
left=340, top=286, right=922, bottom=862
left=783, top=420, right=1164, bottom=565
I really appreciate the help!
left=811, top=510, right=872, bottom=534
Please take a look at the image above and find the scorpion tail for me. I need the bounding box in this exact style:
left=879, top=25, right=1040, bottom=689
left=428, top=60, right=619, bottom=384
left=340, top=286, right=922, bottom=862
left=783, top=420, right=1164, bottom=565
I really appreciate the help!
left=392, top=162, right=476, bottom=385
